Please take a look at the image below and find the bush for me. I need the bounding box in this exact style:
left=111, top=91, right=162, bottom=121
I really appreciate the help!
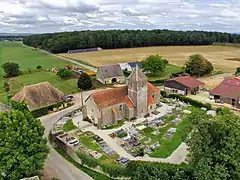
left=57, top=68, right=72, bottom=79
left=36, top=65, right=42, bottom=69
left=2, top=62, right=21, bottom=77
left=100, top=163, right=128, bottom=177
left=167, top=94, right=211, bottom=110
left=118, top=132, right=128, bottom=138
left=126, top=161, right=194, bottom=180
left=160, top=90, right=167, bottom=97
left=76, top=152, right=128, bottom=177
left=77, top=152, right=99, bottom=168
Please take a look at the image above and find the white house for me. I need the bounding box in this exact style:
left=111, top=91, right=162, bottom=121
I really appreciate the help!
left=119, top=63, right=132, bottom=72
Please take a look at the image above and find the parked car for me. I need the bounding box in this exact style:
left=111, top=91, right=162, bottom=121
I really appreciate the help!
left=65, top=94, right=74, bottom=101
left=215, top=99, right=224, bottom=104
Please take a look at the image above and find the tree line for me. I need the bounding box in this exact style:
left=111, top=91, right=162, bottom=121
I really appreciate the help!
left=23, top=29, right=240, bottom=53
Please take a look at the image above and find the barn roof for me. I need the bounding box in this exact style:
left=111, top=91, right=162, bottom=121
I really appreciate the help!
left=11, top=82, right=65, bottom=111
left=128, top=62, right=142, bottom=68
left=210, top=77, right=240, bottom=99
left=99, top=64, right=124, bottom=78
left=166, top=76, right=205, bottom=88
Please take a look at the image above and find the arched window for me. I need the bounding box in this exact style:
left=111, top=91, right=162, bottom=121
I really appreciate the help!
left=119, top=104, right=123, bottom=111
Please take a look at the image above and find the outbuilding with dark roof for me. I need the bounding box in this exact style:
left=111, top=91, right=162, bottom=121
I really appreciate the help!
left=164, top=76, right=205, bottom=95
left=96, top=64, right=125, bottom=84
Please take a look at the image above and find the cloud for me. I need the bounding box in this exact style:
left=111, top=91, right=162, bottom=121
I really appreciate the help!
left=0, top=0, right=240, bottom=33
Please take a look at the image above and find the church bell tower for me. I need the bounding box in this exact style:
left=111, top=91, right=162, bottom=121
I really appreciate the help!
left=127, top=64, right=148, bottom=117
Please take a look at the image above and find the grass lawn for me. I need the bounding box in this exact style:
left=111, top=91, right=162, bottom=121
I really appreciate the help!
left=55, top=147, right=111, bottom=180
left=0, top=71, right=79, bottom=103
left=63, top=119, right=77, bottom=132
left=0, top=41, right=83, bottom=104
left=102, top=119, right=125, bottom=130
left=79, top=133, right=120, bottom=165
left=147, top=64, right=183, bottom=81
left=79, top=134, right=103, bottom=152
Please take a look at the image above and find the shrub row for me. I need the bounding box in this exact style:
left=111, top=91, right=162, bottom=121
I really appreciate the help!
left=126, top=161, right=194, bottom=180
left=166, top=93, right=212, bottom=110
left=76, top=152, right=128, bottom=178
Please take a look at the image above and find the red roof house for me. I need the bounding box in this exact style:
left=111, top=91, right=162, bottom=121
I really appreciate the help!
left=164, top=76, right=205, bottom=95
left=210, top=77, right=240, bottom=107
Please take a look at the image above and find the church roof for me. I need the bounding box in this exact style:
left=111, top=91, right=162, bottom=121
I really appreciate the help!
left=87, top=83, right=159, bottom=109
left=128, top=65, right=147, bottom=82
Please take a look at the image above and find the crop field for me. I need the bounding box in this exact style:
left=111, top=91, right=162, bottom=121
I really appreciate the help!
left=59, top=45, right=240, bottom=72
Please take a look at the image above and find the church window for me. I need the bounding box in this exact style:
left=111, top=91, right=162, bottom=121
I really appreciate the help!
left=119, top=104, right=123, bottom=111
left=92, top=109, right=94, bottom=112
left=152, top=94, right=155, bottom=98
left=150, top=105, right=152, bottom=109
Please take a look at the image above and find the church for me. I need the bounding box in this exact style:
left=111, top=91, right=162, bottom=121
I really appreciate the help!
left=84, top=66, right=160, bottom=129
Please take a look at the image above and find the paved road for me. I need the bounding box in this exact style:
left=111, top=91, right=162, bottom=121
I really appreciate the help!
left=39, top=89, right=104, bottom=180
left=40, top=105, right=93, bottom=180
left=21, top=43, right=97, bottom=72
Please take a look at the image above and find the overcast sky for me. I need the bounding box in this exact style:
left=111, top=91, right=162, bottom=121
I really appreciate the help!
left=0, top=0, right=240, bottom=34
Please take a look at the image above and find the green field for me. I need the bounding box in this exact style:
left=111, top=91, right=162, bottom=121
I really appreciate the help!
left=1, top=42, right=72, bottom=70
left=0, top=42, right=80, bottom=103
left=147, top=64, right=183, bottom=81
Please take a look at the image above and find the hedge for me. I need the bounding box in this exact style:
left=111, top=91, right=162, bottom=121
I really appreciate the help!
left=166, top=93, right=212, bottom=110
left=76, top=151, right=129, bottom=178
left=126, top=161, right=194, bottom=180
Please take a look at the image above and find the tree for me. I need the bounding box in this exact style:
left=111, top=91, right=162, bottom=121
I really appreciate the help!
left=3, top=81, right=10, bottom=94
left=77, top=73, right=93, bottom=107
left=77, top=73, right=93, bottom=90
left=185, top=54, right=213, bottom=77
left=141, top=55, right=167, bottom=75
left=57, top=68, right=72, bottom=79
left=235, top=67, right=240, bottom=75
left=2, top=62, right=20, bottom=77
left=0, top=110, right=49, bottom=179
left=36, top=65, right=42, bottom=69
left=187, top=110, right=240, bottom=180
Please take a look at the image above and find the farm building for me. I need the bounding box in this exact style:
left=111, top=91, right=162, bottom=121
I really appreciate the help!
left=96, top=64, right=125, bottom=84
left=67, top=47, right=102, bottom=54
left=119, top=63, right=132, bottom=72
left=84, top=66, right=160, bottom=129
left=210, top=77, right=240, bottom=108
left=164, top=76, right=204, bottom=95
left=11, top=82, right=67, bottom=116
left=128, top=62, right=142, bottom=69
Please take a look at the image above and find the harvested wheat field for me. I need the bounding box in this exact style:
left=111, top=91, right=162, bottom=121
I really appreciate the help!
left=198, top=73, right=234, bottom=89
left=59, top=45, right=240, bottom=72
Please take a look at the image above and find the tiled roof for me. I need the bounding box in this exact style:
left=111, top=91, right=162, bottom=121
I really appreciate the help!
left=147, top=82, right=160, bottom=104
left=99, top=64, right=124, bottom=78
left=210, top=77, right=240, bottom=99
left=128, top=66, right=147, bottom=82
left=167, top=76, right=205, bottom=88
left=11, top=82, right=65, bottom=111
left=90, top=83, right=159, bottom=109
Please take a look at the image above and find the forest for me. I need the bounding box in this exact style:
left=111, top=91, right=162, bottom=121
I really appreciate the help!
left=23, top=29, right=240, bottom=53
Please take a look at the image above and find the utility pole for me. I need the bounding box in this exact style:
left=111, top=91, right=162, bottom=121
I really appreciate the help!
left=80, top=88, right=84, bottom=107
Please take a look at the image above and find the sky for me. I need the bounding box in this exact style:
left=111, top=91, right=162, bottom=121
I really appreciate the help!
left=0, top=0, right=240, bottom=34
